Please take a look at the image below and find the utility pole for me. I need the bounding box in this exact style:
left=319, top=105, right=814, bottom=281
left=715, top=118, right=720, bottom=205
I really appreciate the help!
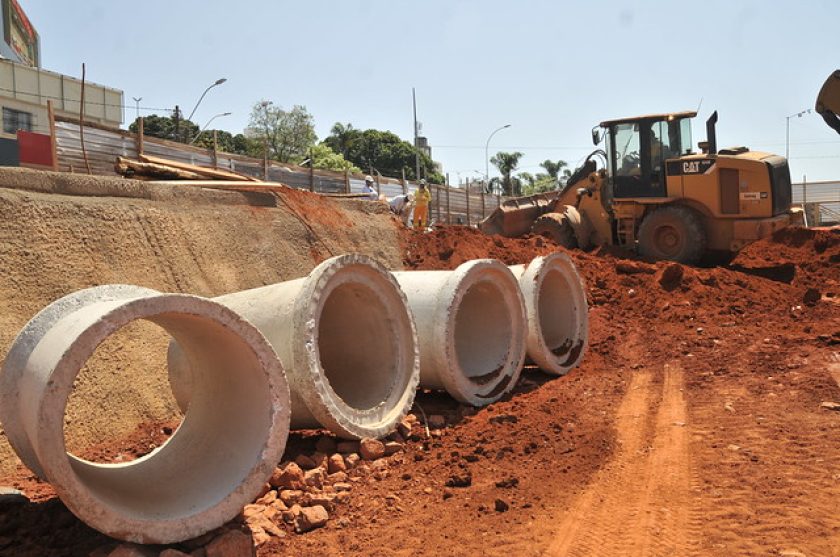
left=413, top=88, right=420, bottom=180
left=173, top=105, right=181, bottom=142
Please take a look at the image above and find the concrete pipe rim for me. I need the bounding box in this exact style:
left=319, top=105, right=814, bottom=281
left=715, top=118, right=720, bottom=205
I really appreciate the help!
left=439, top=259, right=527, bottom=405
left=24, top=290, right=290, bottom=544
left=292, top=254, right=419, bottom=439
left=520, top=252, right=589, bottom=375
left=0, top=284, right=160, bottom=479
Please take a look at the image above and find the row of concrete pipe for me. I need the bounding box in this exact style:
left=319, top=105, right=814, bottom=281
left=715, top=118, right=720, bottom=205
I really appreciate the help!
left=0, top=252, right=588, bottom=544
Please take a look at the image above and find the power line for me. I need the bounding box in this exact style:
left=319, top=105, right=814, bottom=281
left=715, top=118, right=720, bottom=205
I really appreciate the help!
left=0, top=86, right=174, bottom=112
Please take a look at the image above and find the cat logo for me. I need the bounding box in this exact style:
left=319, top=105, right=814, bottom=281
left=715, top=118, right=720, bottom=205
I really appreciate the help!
left=667, top=159, right=715, bottom=176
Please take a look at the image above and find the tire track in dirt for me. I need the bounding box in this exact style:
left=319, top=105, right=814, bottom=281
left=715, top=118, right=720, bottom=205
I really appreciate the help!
left=545, top=363, right=694, bottom=557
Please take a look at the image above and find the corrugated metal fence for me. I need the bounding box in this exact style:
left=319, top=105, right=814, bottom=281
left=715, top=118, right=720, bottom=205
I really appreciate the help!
left=54, top=116, right=501, bottom=225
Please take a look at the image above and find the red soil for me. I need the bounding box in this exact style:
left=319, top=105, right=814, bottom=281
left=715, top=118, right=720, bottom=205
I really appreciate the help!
left=2, top=225, right=839, bottom=556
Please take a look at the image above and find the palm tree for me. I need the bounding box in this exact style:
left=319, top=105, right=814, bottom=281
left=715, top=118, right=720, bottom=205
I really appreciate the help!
left=329, top=122, right=356, bottom=158
left=490, top=151, right=524, bottom=196
left=540, top=159, right=569, bottom=180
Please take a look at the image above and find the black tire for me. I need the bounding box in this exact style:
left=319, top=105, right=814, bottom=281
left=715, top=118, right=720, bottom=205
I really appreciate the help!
left=531, top=212, right=578, bottom=249
left=637, top=205, right=707, bottom=264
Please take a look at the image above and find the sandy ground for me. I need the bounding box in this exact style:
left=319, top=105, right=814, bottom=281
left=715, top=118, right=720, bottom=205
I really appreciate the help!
left=0, top=168, right=402, bottom=475
left=0, top=173, right=838, bottom=556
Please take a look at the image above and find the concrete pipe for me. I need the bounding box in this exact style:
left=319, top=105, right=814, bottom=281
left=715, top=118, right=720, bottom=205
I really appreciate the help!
left=509, top=252, right=589, bottom=375
left=169, top=254, right=420, bottom=439
left=0, top=285, right=290, bottom=544
left=393, top=259, right=527, bottom=406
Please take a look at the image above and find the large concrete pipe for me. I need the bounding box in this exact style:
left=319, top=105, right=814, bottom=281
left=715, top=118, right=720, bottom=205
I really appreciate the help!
left=169, top=254, right=420, bottom=439
left=393, top=259, right=527, bottom=406
left=509, top=252, right=589, bottom=375
left=0, top=285, right=290, bottom=544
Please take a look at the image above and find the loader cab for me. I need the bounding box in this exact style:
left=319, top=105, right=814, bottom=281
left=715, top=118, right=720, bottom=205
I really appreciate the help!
left=600, top=111, right=696, bottom=198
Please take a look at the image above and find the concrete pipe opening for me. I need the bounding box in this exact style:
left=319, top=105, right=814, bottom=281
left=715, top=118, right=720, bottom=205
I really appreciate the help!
left=0, top=286, right=290, bottom=544
left=169, top=254, right=419, bottom=440
left=288, top=255, right=419, bottom=438
left=318, top=281, right=402, bottom=411
left=511, top=253, right=589, bottom=375
left=394, top=259, right=527, bottom=406
left=454, top=280, right=515, bottom=384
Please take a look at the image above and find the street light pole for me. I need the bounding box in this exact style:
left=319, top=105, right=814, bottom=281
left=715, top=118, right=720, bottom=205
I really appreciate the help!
left=190, top=112, right=232, bottom=145
left=485, top=124, right=511, bottom=194
left=132, top=97, right=142, bottom=122
left=785, top=108, right=811, bottom=160
left=187, top=78, right=228, bottom=123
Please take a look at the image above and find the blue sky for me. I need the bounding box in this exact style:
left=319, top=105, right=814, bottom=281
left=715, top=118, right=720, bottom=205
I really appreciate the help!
left=25, top=0, right=840, bottom=184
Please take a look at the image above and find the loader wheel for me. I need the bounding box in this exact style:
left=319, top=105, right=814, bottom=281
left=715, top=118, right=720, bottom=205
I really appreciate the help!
left=531, top=213, right=578, bottom=249
left=637, top=205, right=707, bottom=264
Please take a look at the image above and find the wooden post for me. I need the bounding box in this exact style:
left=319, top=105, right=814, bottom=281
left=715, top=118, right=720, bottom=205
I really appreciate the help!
left=375, top=172, right=381, bottom=197
left=480, top=185, right=486, bottom=218
left=344, top=168, right=350, bottom=193
left=78, top=63, right=92, bottom=174
left=212, top=130, right=218, bottom=169
left=136, top=116, right=144, bottom=157
left=47, top=100, right=58, bottom=170
left=465, top=181, right=471, bottom=226
left=263, top=140, right=269, bottom=181
left=434, top=185, right=441, bottom=224
left=445, top=183, right=451, bottom=224
left=497, top=194, right=502, bottom=207
left=401, top=169, right=407, bottom=194
left=309, top=148, right=315, bottom=192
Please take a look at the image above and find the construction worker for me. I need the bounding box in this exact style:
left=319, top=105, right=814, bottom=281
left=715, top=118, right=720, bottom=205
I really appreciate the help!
left=362, top=175, right=378, bottom=200
left=413, top=180, right=432, bottom=229
left=389, top=193, right=413, bottom=216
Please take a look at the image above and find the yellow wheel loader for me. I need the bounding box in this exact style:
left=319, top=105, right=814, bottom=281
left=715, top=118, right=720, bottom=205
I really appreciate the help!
left=479, top=110, right=802, bottom=264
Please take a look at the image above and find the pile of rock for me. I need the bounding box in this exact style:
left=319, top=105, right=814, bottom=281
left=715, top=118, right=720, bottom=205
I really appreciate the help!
left=98, top=414, right=433, bottom=555
left=241, top=414, right=423, bottom=546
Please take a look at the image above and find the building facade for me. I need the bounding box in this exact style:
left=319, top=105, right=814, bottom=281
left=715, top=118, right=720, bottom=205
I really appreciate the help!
left=0, top=58, right=124, bottom=140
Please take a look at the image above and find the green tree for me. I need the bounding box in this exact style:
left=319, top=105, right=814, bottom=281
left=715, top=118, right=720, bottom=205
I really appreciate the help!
left=192, top=130, right=258, bottom=156
left=327, top=122, right=357, bottom=158
left=519, top=172, right=557, bottom=195
left=323, top=125, right=444, bottom=184
left=245, top=101, right=317, bottom=163
left=129, top=114, right=198, bottom=143
left=292, top=143, right=360, bottom=172
left=539, top=159, right=569, bottom=181
left=490, top=151, right=524, bottom=196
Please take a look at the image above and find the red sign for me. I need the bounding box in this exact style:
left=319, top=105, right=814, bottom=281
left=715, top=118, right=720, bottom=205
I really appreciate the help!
left=17, top=130, right=52, bottom=167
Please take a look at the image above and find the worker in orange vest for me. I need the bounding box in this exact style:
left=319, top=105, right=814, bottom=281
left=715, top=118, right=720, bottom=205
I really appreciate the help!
left=413, top=180, right=432, bottom=229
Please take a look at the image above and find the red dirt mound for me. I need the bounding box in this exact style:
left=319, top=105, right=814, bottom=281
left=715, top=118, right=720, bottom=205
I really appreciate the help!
left=400, top=226, right=559, bottom=269
left=730, top=226, right=840, bottom=292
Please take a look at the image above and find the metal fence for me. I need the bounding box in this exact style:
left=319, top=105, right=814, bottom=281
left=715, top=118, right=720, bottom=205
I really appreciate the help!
left=792, top=181, right=840, bottom=226
left=53, top=116, right=501, bottom=225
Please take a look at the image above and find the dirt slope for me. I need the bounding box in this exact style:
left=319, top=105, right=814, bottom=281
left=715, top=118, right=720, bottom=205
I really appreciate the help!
left=0, top=168, right=402, bottom=475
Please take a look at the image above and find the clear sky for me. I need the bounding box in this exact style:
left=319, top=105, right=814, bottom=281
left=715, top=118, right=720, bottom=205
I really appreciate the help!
left=24, top=0, right=840, bottom=184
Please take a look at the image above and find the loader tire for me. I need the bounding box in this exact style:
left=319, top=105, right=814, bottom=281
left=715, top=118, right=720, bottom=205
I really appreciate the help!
left=637, top=205, right=706, bottom=264
left=531, top=212, right=578, bottom=249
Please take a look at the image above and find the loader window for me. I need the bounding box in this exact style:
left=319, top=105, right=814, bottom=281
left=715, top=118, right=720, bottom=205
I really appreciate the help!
left=679, top=118, right=693, bottom=155
left=611, top=121, right=666, bottom=198
left=614, top=124, right=640, bottom=177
